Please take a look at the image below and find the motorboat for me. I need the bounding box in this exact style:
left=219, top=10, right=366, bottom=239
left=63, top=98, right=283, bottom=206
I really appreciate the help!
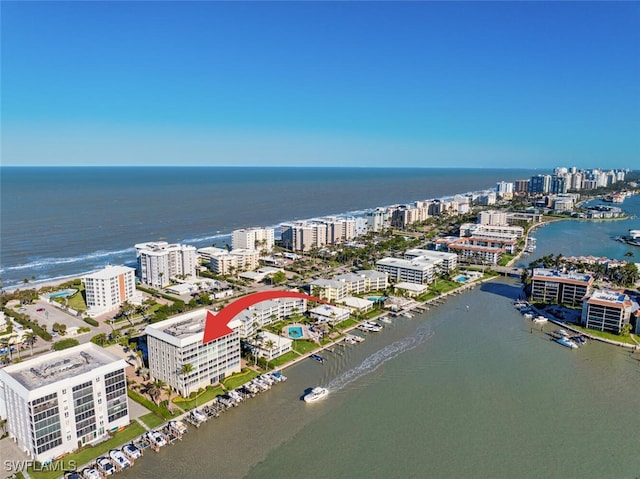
left=168, top=420, right=188, bottom=436
left=555, top=329, right=569, bottom=337
left=270, top=371, right=286, bottom=382
left=303, top=387, right=329, bottom=403
left=122, top=443, right=142, bottom=460
left=147, top=430, right=167, bottom=447
left=82, top=468, right=101, bottom=479
left=192, top=409, right=208, bottom=423
left=555, top=337, right=579, bottom=349
left=533, top=316, right=548, bottom=324
left=310, top=353, right=325, bottom=363
left=109, top=449, right=131, bottom=469
left=96, top=457, right=115, bottom=476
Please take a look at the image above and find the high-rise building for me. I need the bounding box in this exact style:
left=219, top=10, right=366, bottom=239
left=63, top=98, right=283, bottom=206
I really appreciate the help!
left=231, top=227, right=275, bottom=253
left=82, top=265, right=137, bottom=316
left=146, top=309, right=241, bottom=397
left=0, top=344, right=129, bottom=463
left=581, top=290, right=639, bottom=334
left=135, top=241, right=197, bottom=288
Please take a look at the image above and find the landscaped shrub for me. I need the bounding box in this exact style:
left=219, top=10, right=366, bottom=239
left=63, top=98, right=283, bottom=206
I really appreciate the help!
left=84, top=317, right=99, bottom=327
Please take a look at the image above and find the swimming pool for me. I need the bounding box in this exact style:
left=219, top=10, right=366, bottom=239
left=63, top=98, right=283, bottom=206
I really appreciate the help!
left=48, top=288, right=77, bottom=298
left=287, top=326, right=303, bottom=339
left=454, top=275, right=469, bottom=283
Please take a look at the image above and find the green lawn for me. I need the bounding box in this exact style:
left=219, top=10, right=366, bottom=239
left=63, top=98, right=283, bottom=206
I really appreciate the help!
left=269, top=351, right=300, bottom=368
left=292, top=339, right=319, bottom=355
left=335, top=317, right=358, bottom=330
left=173, top=385, right=225, bottom=411
left=222, top=369, right=259, bottom=390
left=66, top=286, right=87, bottom=312
left=571, top=325, right=637, bottom=345
left=138, top=412, right=166, bottom=429
left=429, top=280, right=461, bottom=294
left=28, top=422, right=146, bottom=479
left=127, top=389, right=174, bottom=419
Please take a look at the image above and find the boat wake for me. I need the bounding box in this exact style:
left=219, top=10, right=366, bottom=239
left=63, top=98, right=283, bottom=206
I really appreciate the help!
left=325, top=326, right=434, bottom=393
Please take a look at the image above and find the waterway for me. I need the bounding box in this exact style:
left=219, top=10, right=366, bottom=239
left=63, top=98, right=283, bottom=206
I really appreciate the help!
left=121, top=277, right=640, bottom=479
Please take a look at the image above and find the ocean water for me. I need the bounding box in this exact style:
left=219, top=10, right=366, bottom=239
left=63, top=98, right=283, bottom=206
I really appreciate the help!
left=1, top=167, right=538, bottom=288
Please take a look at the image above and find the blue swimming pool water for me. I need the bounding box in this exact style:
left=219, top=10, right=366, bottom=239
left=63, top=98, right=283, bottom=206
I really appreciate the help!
left=287, top=326, right=303, bottom=339
left=454, top=276, right=469, bottom=283
left=49, top=288, right=77, bottom=298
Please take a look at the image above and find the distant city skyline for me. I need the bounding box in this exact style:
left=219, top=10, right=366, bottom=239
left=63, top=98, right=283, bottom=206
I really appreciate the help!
left=2, top=2, right=639, bottom=169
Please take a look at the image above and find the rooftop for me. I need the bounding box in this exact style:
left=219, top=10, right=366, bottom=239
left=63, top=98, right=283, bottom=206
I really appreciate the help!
left=83, top=265, right=135, bottom=280
left=2, top=343, right=123, bottom=391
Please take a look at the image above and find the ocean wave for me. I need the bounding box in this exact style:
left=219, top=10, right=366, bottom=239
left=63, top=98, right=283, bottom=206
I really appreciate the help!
left=0, top=247, right=135, bottom=273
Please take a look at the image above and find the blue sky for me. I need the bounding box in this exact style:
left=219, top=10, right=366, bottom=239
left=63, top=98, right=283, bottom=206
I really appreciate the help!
left=2, top=1, right=639, bottom=168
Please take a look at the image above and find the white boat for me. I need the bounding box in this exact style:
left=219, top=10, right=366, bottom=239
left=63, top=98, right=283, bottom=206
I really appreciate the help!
left=533, top=316, right=548, bottom=324
left=192, top=409, right=208, bottom=423
left=96, top=457, right=115, bottom=476
left=304, top=387, right=329, bottom=403
left=147, top=430, right=167, bottom=447
left=109, top=449, right=131, bottom=469
left=555, top=337, right=579, bottom=349
left=379, top=316, right=393, bottom=324
left=82, top=468, right=101, bottom=479
left=122, top=443, right=142, bottom=460
left=169, top=420, right=188, bottom=436
left=555, top=329, right=569, bottom=337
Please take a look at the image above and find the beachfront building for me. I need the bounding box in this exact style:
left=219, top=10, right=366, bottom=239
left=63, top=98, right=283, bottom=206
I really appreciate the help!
left=145, top=309, right=241, bottom=397
left=248, top=331, right=292, bottom=361
left=376, top=257, right=437, bottom=284
left=308, top=304, right=351, bottom=325
left=0, top=343, right=129, bottom=463
left=581, top=290, right=640, bottom=335
left=280, top=221, right=328, bottom=252
left=365, top=208, right=391, bottom=232
left=82, top=265, right=137, bottom=316
left=322, top=217, right=357, bottom=244
left=530, top=269, right=594, bottom=307
left=135, top=241, right=197, bottom=289
left=198, top=247, right=259, bottom=275
left=232, top=297, right=308, bottom=338
left=232, top=227, right=275, bottom=254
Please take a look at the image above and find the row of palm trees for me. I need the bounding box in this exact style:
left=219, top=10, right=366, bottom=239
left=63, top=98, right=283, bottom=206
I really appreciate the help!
left=0, top=330, right=38, bottom=364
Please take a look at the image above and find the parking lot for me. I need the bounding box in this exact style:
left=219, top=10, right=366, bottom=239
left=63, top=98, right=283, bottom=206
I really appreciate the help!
left=20, top=299, right=89, bottom=335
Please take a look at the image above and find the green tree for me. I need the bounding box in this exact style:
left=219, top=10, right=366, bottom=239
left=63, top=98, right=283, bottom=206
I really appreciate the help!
left=180, top=363, right=194, bottom=397
left=264, top=339, right=276, bottom=371
left=24, top=331, right=36, bottom=356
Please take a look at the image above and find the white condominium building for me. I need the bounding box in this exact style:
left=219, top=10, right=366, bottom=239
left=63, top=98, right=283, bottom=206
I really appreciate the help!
left=249, top=331, right=293, bottom=361
left=232, top=227, right=275, bottom=253
left=478, top=210, right=508, bottom=226
left=280, top=222, right=328, bottom=252
left=82, top=265, right=137, bottom=316
left=581, top=290, right=639, bottom=335
left=0, top=344, right=129, bottom=463
left=310, top=279, right=349, bottom=302
left=233, top=297, right=307, bottom=338
left=365, top=208, right=391, bottom=232
left=376, top=257, right=438, bottom=284
left=145, top=309, right=241, bottom=397
left=309, top=304, right=351, bottom=324
left=322, top=217, right=357, bottom=244
left=404, top=249, right=458, bottom=273
left=198, top=247, right=259, bottom=275
left=135, top=241, right=197, bottom=289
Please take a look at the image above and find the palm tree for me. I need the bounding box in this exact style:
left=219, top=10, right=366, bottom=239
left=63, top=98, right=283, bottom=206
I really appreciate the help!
left=146, top=380, right=165, bottom=405
left=264, top=339, right=276, bottom=371
left=180, top=363, right=194, bottom=397
left=23, top=331, right=36, bottom=356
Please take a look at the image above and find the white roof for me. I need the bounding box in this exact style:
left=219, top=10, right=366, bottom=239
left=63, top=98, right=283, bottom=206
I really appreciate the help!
left=83, top=265, right=134, bottom=280
left=339, top=297, right=374, bottom=309
left=394, top=282, right=428, bottom=292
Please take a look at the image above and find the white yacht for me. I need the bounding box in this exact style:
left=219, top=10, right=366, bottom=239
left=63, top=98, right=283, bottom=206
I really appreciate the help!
left=122, top=443, right=142, bottom=460
left=192, top=409, right=208, bottom=423
left=109, top=449, right=131, bottom=469
left=304, top=387, right=329, bottom=403
left=555, top=337, right=579, bottom=349
left=533, top=316, right=548, bottom=324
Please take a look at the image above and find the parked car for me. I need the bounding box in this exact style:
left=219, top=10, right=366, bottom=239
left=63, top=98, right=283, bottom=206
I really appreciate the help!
left=36, top=307, right=45, bottom=312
